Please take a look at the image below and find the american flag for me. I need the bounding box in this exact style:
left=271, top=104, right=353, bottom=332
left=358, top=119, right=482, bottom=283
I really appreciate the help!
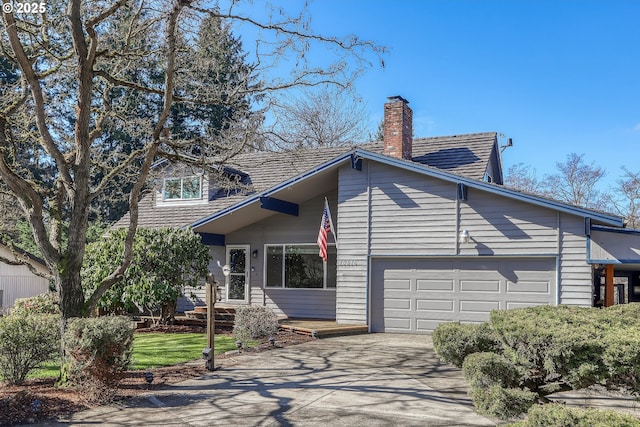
left=317, top=202, right=333, bottom=262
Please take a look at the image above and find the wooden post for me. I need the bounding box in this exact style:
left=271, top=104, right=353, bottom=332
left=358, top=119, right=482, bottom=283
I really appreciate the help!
left=205, top=272, right=217, bottom=371
left=604, top=264, right=615, bottom=307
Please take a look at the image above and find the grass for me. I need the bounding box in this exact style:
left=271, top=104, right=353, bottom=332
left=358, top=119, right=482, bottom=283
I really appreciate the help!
left=130, top=333, right=237, bottom=370
left=26, top=332, right=242, bottom=379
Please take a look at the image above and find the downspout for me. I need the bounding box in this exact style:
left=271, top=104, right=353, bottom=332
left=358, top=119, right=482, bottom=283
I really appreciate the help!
left=366, top=161, right=372, bottom=332
left=455, top=187, right=461, bottom=255
left=556, top=211, right=561, bottom=305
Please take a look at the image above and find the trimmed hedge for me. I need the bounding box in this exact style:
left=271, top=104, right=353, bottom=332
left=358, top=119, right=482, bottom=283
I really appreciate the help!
left=510, top=403, right=640, bottom=427
left=463, top=352, right=519, bottom=389
left=432, top=322, right=500, bottom=367
left=470, top=385, right=537, bottom=420
left=434, top=304, right=640, bottom=420
left=63, top=316, right=134, bottom=387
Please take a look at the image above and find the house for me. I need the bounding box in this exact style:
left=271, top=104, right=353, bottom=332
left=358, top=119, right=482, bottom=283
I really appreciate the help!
left=116, top=96, right=640, bottom=333
left=0, top=243, right=50, bottom=313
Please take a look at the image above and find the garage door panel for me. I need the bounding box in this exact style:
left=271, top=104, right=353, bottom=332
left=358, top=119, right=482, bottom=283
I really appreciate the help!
left=416, top=319, right=441, bottom=332
left=460, top=280, right=500, bottom=292
left=507, top=280, right=550, bottom=293
left=460, top=300, right=501, bottom=313
left=385, top=298, right=411, bottom=310
left=416, top=279, right=454, bottom=291
left=416, top=299, right=454, bottom=311
left=372, top=258, right=556, bottom=333
left=385, top=279, right=411, bottom=290
left=385, top=317, right=411, bottom=331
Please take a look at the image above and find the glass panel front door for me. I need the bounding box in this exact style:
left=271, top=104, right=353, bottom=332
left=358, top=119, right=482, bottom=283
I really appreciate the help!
left=227, top=246, right=249, bottom=302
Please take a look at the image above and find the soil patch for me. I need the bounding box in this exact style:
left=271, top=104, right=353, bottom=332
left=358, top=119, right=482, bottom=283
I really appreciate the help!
left=0, top=326, right=313, bottom=426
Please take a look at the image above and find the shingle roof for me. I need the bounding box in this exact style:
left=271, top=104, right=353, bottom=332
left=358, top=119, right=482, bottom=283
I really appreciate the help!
left=113, top=132, right=498, bottom=229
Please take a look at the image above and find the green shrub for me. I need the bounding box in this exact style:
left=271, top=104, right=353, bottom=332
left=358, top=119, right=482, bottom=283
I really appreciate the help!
left=470, top=385, right=537, bottom=420
left=510, top=403, right=640, bottom=427
left=432, top=322, right=500, bottom=367
left=601, top=329, right=640, bottom=393
left=12, top=292, right=60, bottom=315
left=463, top=352, right=519, bottom=389
left=490, top=305, right=608, bottom=391
left=82, top=228, right=210, bottom=323
left=63, top=316, right=134, bottom=387
left=0, top=313, right=60, bottom=385
left=233, top=305, right=279, bottom=344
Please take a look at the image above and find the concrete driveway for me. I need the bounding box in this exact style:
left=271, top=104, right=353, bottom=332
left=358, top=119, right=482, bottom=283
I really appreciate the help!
left=54, top=334, right=497, bottom=426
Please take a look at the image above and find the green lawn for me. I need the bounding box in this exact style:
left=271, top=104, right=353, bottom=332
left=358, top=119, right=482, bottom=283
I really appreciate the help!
left=28, top=332, right=240, bottom=379
left=131, top=333, right=237, bottom=370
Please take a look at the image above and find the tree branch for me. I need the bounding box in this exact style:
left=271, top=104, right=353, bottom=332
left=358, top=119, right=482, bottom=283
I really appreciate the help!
left=86, top=0, right=185, bottom=313
left=2, top=10, right=73, bottom=191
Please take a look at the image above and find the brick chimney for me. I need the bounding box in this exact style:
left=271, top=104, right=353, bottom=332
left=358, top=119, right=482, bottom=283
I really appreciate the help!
left=383, top=96, right=412, bottom=160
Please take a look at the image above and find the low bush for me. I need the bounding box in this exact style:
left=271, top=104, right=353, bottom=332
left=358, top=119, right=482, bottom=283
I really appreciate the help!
left=12, top=292, right=60, bottom=315
left=435, top=304, right=640, bottom=420
left=233, top=305, right=279, bottom=345
left=470, top=385, right=537, bottom=420
left=0, top=313, right=60, bottom=385
left=510, top=403, right=640, bottom=427
left=432, top=322, right=500, bottom=367
left=462, top=352, right=520, bottom=389
left=63, top=316, right=134, bottom=390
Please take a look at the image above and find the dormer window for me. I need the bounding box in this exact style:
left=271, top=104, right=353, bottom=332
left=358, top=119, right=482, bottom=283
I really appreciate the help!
left=163, top=176, right=201, bottom=200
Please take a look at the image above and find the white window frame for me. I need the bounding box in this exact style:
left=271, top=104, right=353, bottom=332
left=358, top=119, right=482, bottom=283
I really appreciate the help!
left=226, top=244, right=250, bottom=303
left=263, top=243, right=336, bottom=290
left=163, top=176, right=202, bottom=201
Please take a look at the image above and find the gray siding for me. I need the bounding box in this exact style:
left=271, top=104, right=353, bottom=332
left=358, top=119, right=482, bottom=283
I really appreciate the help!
left=225, top=192, right=338, bottom=319
left=369, top=163, right=456, bottom=254
left=264, top=289, right=335, bottom=318
left=559, top=213, right=592, bottom=306
left=459, top=188, right=558, bottom=255
left=336, top=163, right=370, bottom=325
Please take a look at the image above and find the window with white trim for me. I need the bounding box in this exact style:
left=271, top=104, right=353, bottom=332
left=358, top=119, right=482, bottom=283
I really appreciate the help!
left=163, top=176, right=201, bottom=200
left=265, top=244, right=336, bottom=289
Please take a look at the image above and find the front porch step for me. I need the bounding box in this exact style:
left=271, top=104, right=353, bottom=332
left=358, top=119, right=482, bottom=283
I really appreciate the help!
left=184, top=306, right=236, bottom=324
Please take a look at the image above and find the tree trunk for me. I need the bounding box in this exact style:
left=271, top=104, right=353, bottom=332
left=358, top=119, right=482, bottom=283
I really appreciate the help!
left=55, top=267, right=85, bottom=319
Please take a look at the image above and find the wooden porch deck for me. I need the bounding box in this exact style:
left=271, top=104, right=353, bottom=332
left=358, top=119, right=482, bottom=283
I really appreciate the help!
left=278, top=318, right=369, bottom=338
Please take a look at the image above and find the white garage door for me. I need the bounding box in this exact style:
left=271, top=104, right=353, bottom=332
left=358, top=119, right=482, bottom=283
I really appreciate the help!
left=370, top=258, right=557, bottom=333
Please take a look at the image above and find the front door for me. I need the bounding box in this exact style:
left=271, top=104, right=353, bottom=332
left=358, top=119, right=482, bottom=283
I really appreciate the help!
left=226, top=245, right=249, bottom=303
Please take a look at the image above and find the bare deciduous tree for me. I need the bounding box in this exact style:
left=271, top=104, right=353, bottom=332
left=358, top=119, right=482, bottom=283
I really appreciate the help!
left=607, top=167, right=640, bottom=229
left=504, top=163, right=543, bottom=194
left=543, top=153, right=606, bottom=209
left=0, top=0, right=383, bottom=319
left=267, top=86, right=371, bottom=149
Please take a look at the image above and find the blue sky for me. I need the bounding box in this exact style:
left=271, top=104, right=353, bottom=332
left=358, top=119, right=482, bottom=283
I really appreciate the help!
left=291, top=0, right=639, bottom=189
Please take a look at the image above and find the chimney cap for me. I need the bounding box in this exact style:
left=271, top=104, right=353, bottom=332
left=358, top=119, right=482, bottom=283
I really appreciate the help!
left=387, top=95, right=409, bottom=104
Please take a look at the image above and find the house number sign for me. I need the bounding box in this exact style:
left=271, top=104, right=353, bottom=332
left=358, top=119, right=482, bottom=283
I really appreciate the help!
left=338, top=259, right=361, bottom=267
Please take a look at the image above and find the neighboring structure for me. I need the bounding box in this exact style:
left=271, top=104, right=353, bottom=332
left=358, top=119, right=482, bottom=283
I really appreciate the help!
left=0, top=244, right=50, bottom=313
left=116, top=96, right=640, bottom=333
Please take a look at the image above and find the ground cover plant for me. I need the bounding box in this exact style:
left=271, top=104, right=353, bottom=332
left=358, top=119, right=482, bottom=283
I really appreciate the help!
left=433, top=304, right=640, bottom=421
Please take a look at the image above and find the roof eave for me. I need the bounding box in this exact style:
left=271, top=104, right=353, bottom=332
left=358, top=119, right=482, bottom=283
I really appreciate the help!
left=192, top=146, right=624, bottom=232
left=353, top=148, right=624, bottom=227
left=190, top=151, right=353, bottom=230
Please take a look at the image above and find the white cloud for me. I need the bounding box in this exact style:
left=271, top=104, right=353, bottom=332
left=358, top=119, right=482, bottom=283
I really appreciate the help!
left=633, top=123, right=640, bottom=132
